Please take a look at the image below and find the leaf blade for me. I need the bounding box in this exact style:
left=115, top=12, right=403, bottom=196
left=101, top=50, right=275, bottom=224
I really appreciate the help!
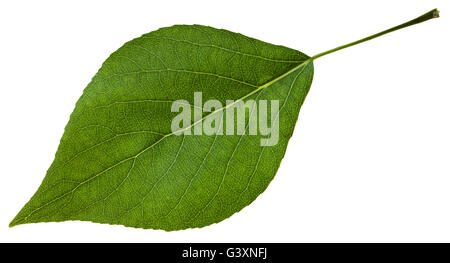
left=11, top=25, right=314, bottom=230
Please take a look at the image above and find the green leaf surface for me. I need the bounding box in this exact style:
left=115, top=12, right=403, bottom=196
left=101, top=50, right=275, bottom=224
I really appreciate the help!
left=11, top=25, right=314, bottom=230
left=11, top=9, right=438, bottom=230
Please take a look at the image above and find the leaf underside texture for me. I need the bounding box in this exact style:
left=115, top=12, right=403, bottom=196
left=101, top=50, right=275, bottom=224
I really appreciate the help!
left=11, top=25, right=314, bottom=230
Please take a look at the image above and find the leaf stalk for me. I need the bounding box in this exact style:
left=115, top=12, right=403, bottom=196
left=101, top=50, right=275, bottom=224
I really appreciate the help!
left=310, top=9, right=439, bottom=61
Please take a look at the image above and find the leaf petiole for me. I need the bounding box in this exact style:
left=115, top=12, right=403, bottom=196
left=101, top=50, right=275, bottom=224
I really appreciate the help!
left=310, top=8, right=439, bottom=61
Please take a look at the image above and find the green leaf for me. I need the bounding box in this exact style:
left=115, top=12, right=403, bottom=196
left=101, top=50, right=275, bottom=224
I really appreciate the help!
left=10, top=9, right=439, bottom=230
left=10, top=25, right=314, bottom=230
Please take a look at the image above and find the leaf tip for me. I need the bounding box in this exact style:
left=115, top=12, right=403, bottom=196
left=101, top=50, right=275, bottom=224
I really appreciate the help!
left=9, top=215, right=24, bottom=228
left=9, top=220, right=17, bottom=228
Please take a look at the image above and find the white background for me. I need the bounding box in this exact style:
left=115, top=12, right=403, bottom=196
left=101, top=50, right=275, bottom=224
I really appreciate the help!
left=0, top=0, right=449, bottom=242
